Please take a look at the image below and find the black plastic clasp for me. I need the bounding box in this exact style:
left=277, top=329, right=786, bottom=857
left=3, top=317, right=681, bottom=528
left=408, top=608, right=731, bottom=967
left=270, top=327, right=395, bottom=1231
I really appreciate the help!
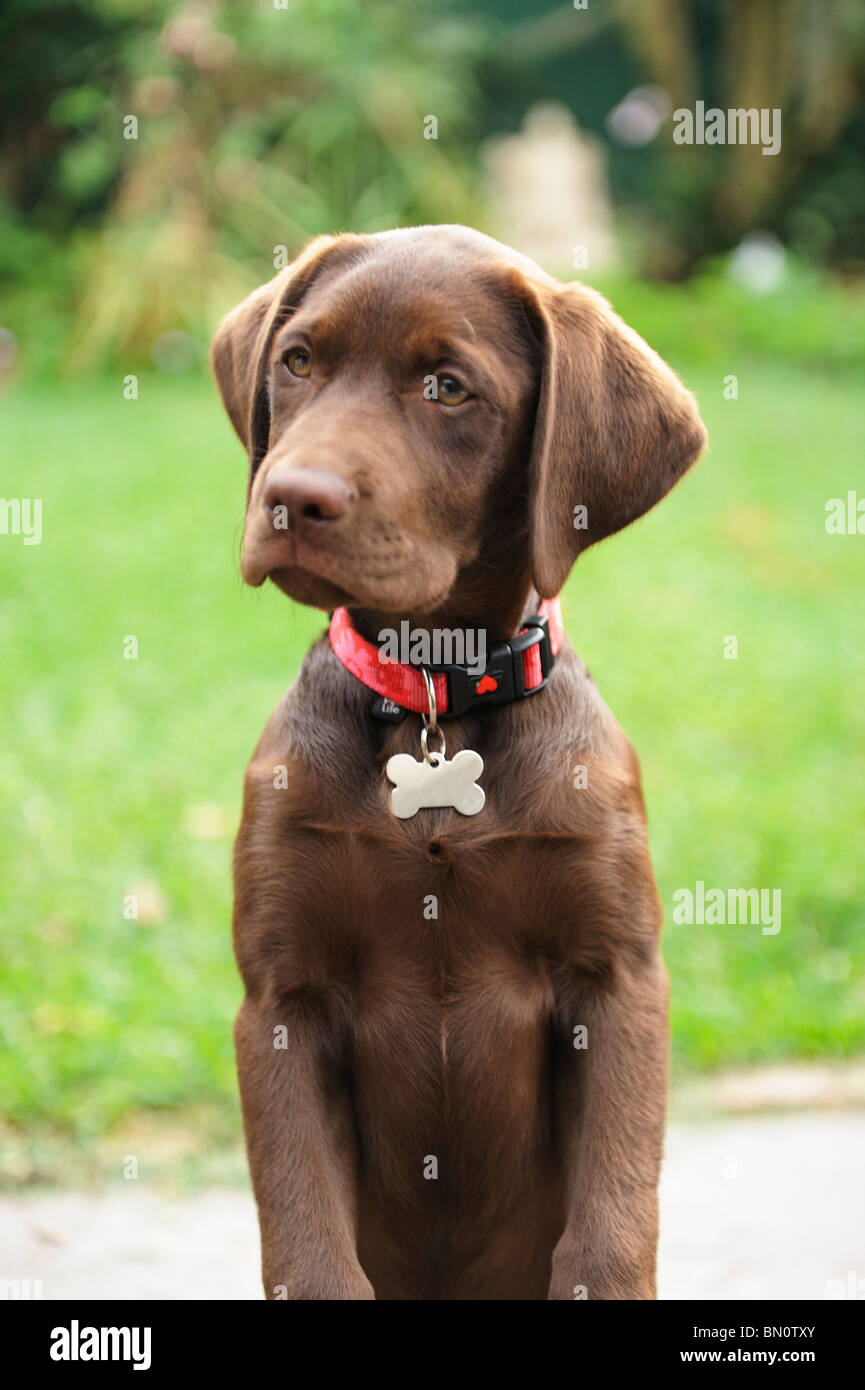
left=433, top=613, right=553, bottom=718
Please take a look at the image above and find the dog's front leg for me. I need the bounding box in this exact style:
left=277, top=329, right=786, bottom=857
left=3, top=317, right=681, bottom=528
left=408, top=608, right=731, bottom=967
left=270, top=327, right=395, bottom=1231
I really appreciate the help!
left=235, top=994, right=374, bottom=1300
left=548, top=954, right=669, bottom=1301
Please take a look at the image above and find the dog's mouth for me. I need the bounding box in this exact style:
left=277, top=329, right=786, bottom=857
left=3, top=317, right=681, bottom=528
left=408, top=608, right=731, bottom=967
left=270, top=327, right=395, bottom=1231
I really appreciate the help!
left=243, top=520, right=457, bottom=614
left=242, top=524, right=360, bottom=607
left=242, top=525, right=346, bottom=590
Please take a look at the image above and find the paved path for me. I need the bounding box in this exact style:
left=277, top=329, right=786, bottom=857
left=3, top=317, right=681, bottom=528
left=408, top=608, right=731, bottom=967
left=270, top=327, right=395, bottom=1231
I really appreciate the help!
left=2, top=1112, right=863, bottom=1300
left=658, top=1111, right=863, bottom=1300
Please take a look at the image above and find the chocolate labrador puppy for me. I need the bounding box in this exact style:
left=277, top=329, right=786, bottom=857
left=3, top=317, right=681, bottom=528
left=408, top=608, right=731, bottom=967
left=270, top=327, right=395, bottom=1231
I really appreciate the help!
left=211, top=225, right=706, bottom=1300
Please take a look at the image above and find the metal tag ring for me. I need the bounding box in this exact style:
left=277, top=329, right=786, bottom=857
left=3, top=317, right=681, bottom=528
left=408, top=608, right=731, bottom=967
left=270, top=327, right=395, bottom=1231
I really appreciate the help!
left=420, top=721, right=446, bottom=764
left=421, top=667, right=437, bottom=729
left=420, top=668, right=445, bottom=762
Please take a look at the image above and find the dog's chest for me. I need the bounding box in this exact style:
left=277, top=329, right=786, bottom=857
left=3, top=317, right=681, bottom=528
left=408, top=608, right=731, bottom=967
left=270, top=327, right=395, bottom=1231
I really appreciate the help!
left=331, top=823, right=560, bottom=1182
left=293, top=814, right=567, bottom=1041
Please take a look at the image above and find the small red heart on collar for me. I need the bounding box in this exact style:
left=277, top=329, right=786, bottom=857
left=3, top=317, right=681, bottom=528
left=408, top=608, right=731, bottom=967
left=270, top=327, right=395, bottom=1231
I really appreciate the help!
left=476, top=675, right=498, bottom=694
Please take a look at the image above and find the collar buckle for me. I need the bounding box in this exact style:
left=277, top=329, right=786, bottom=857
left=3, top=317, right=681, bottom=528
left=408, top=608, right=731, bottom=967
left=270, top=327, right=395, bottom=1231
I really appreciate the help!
left=434, top=613, right=553, bottom=718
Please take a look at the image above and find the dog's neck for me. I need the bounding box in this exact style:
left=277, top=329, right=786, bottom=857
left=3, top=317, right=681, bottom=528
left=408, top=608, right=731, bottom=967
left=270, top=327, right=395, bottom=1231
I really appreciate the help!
left=348, top=587, right=544, bottom=652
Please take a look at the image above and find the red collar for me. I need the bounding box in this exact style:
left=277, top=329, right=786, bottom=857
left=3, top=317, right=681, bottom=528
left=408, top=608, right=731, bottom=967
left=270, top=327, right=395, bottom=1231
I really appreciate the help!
left=329, top=598, right=564, bottom=718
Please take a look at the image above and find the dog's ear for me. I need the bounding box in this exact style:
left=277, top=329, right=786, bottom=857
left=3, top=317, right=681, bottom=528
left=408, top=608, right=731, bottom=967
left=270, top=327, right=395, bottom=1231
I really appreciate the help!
left=210, top=234, right=354, bottom=470
left=516, top=275, right=707, bottom=598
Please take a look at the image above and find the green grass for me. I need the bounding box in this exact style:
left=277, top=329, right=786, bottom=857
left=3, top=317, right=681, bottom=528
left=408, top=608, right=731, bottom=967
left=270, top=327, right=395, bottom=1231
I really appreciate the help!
left=1, top=333, right=863, bottom=1150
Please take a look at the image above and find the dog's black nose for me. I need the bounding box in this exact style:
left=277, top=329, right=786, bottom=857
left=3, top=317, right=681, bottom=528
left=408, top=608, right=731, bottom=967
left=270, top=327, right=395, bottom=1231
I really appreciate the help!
left=263, top=466, right=353, bottom=523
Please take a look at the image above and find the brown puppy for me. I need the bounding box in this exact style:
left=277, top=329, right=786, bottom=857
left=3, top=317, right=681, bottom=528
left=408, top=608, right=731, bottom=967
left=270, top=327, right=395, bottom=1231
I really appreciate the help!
left=211, top=225, right=706, bottom=1300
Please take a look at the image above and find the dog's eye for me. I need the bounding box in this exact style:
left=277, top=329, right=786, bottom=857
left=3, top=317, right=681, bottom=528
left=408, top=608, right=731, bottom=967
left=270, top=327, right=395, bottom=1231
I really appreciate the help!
left=437, top=375, right=469, bottom=406
left=284, top=347, right=312, bottom=378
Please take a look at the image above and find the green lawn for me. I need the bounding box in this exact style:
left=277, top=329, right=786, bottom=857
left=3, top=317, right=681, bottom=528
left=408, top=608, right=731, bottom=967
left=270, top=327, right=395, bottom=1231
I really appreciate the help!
left=1, top=341, right=863, bottom=1148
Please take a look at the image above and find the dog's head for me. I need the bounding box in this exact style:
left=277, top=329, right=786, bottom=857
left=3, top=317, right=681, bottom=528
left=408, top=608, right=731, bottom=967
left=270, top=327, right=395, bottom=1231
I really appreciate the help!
left=211, top=225, right=706, bottom=619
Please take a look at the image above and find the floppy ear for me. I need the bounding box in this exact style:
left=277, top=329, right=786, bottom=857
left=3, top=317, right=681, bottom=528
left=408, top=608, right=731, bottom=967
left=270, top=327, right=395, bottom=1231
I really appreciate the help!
left=519, top=277, right=707, bottom=598
left=210, top=234, right=353, bottom=471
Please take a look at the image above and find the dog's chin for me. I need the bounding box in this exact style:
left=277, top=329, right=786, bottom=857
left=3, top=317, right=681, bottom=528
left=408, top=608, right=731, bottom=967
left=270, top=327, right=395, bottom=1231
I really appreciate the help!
left=265, top=565, right=452, bottom=616
left=266, top=566, right=353, bottom=610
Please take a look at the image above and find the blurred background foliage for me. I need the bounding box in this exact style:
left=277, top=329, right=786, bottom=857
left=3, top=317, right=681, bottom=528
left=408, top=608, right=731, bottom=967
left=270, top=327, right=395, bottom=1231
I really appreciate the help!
left=1, top=0, right=865, bottom=373
left=1, top=1, right=864, bottom=1165
left=478, top=0, right=865, bottom=274
left=1, top=0, right=485, bottom=370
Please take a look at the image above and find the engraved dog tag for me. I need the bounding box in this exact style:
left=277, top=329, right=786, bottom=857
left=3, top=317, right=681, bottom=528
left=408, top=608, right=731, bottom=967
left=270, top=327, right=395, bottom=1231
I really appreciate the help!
left=386, top=749, right=485, bottom=819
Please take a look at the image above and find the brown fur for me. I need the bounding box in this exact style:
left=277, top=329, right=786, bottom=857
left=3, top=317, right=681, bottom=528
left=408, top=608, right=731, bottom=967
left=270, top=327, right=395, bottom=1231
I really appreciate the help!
left=211, top=225, right=707, bottom=1300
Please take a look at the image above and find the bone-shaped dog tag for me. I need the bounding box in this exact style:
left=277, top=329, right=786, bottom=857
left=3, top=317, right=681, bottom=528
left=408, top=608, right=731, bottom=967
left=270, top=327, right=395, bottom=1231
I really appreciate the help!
left=386, top=749, right=485, bottom=819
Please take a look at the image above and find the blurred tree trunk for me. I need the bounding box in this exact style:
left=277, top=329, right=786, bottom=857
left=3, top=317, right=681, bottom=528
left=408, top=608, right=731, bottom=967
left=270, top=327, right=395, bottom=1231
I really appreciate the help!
left=619, top=0, right=698, bottom=108
left=718, top=0, right=789, bottom=225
